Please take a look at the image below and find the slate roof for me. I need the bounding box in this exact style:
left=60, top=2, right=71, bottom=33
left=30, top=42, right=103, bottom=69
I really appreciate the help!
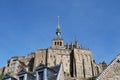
left=47, top=64, right=61, bottom=80
left=35, top=63, right=46, bottom=71
left=18, top=69, right=27, bottom=76
left=49, top=64, right=61, bottom=73
left=18, top=69, right=35, bottom=78
left=3, top=74, right=17, bottom=80
left=35, top=63, right=61, bottom=80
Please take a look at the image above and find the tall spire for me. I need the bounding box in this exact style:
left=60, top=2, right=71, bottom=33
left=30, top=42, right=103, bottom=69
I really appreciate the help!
left=57, top=16, right=60, bottom=29
left=56, top=16, right=61, bottom=39
left=52, top=16, right=64, bottom=49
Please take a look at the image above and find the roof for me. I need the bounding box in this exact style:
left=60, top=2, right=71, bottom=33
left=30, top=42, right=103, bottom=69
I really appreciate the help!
left=3, top=74, right=17, bottom=80
left=35, top=63, right=61, bottom=80
left=18, top=69, right=35, bottom=78
left=47, top=64, right=61, bottom=80
left=52, top=37, right=63, bottom=41
left=35, top=63, right=46, bottom=71
left=18, top=69, right=27, bottom=75
left=49, top=64, right=61, bottom=73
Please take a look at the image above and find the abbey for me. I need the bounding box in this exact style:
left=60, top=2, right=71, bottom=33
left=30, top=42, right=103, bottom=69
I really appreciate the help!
left=33, top=18, right=106, bottom=79
left=1, top=18, right=107, bottom=80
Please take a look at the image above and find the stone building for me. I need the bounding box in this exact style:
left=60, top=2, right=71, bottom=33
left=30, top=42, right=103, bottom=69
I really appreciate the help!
left=33, top=18, right=106, bottom=80
left=96, top=53, right=120, bottom=80
left=35, top=63, right=64, bottom=80
left=2, top=63, right=64, bottom=80
left=3, top=53, right=35, bottom=77
left=2, top=18, right=107, bottom=80
left=17, top=69, right=35, bottom=80
left=3, top=56, right=26, bottom=74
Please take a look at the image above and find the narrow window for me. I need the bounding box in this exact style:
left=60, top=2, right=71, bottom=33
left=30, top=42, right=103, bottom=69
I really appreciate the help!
left=60, top=42, right=62, bottom=46
left=19, top=76, right=24, bottom=80
left=38, top=71, right=44, bottom=80
left=55, top=42, right=56, bottom=45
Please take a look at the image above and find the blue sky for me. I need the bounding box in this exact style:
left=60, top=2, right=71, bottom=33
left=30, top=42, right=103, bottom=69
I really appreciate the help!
left=0, top=0, right=120, bottom=67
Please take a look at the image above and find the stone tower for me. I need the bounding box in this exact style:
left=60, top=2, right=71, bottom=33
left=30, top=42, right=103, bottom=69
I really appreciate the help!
left=52, top=16, right=64, bottom=49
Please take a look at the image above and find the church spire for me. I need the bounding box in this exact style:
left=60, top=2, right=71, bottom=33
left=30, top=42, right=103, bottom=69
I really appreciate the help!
left=57, top=16, right=60, bottom=29
left=52, top=16, right=64, bottom=49
left=56, top=16, right=61, bottom=39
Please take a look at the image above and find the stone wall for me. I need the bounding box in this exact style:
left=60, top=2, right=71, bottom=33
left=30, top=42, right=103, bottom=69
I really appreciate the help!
left=73, top=48, right=93, bottom=79
left=97, top=54, right=120, bottom=80
left=34, top=49, right=47, bottom=69
left=47, top=49, right=71, bottom=77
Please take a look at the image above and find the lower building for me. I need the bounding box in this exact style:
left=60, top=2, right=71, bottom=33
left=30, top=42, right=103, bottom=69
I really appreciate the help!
left=18, top=69, right=35, bottom=80
left=2, top=74, right=17, bottom=80
left=96, top=53, right=120, bottom=80
left=3, top=63, right=64, bottom=80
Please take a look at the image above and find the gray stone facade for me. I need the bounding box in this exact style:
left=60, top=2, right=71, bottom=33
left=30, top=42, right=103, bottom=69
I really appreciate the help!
left=33, top=22, right=106, bottom=80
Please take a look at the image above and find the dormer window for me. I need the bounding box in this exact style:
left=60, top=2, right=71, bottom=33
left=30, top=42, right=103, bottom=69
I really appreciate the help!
left=2, top=74, right=17, bottom=80
left=19, top=76, right=24, bottom=80
left=38, top=71, right=44, bottom=80
left=18, top=69, right=35, bottom=80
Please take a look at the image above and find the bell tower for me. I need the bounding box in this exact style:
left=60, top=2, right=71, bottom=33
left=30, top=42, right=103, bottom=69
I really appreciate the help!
left=52, top=16, right=64, bottom=49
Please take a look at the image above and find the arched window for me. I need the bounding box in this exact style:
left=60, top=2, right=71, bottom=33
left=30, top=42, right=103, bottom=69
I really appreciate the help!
left=55, top=42, right=56, bottom=45
left=60, top=42, right=62, bottom=46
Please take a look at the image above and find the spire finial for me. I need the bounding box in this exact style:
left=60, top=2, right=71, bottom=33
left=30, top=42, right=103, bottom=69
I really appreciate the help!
left=56, top=16, right=60, bottom=32
left=58, top=16, right=60, bottom=25
left=56, top=16, right=61, bottom=39
left=57, top=16, right=60, bottom=29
